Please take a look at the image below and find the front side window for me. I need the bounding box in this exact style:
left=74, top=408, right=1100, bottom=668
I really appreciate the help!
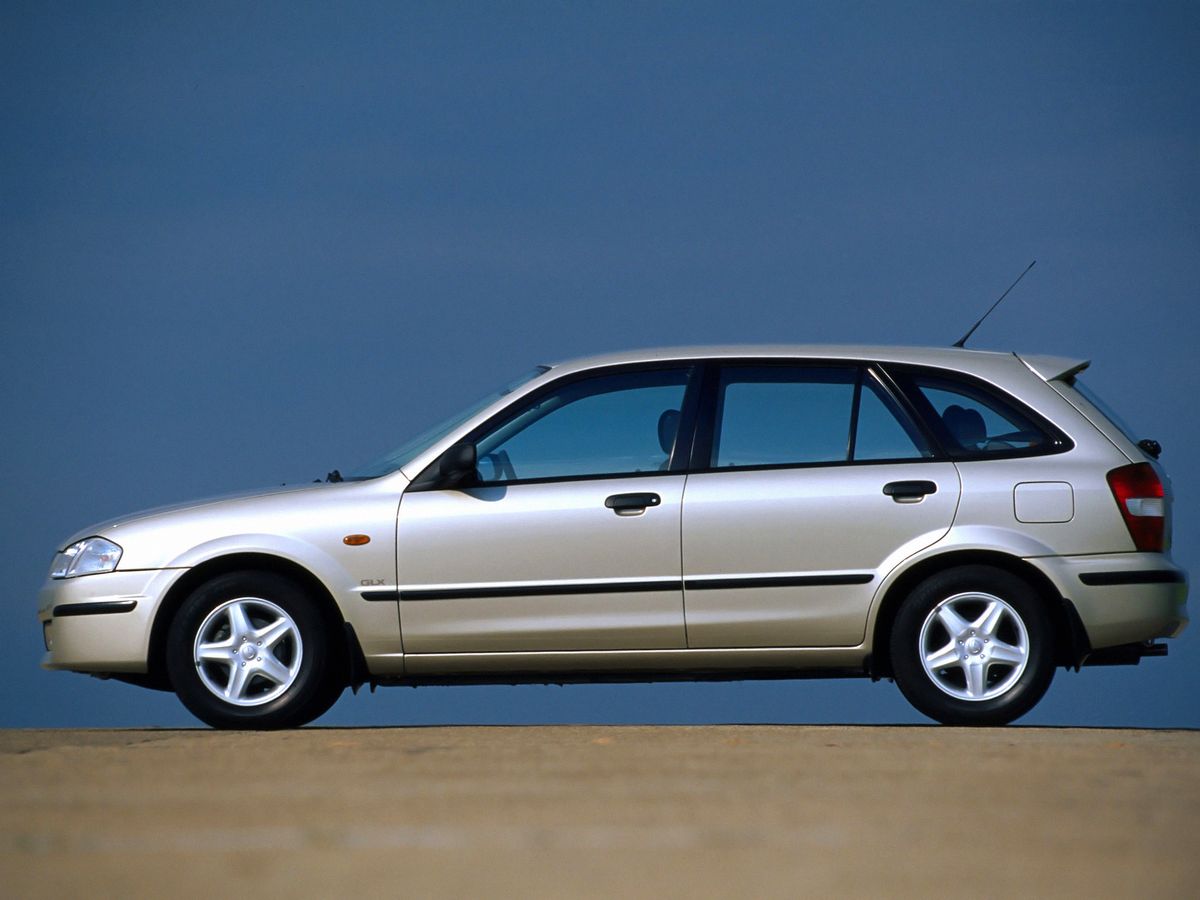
left=473, top=368, right=692, bottom=483
left=711, top=366, right=929, bottom=468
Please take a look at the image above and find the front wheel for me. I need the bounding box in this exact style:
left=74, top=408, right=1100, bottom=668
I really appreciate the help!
left=166, top=571, right=344, bottom=729
left=889, top=566, right=1055, bottom=726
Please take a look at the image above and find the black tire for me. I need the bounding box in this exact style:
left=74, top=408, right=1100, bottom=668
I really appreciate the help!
left=166, top=571, right=345, bottom=729
left=889, top=565, right=1055, bottom=726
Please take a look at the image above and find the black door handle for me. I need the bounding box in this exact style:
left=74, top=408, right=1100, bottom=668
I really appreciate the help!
left=883, top=480, right=937, bottom=501
left=605, top=492, right=661, bottom=513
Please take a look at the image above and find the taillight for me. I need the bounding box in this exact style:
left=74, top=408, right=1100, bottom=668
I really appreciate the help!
left=1106, top=463, right=1165, bottom=552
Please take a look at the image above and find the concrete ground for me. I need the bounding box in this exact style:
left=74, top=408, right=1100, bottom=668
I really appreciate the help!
left=1, top=725, right=1197, bottom=898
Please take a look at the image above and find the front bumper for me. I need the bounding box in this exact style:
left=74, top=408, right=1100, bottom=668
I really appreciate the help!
left=1025, top=553, right=1188, bottom=650
left=38, top=569, right=184, bottom=674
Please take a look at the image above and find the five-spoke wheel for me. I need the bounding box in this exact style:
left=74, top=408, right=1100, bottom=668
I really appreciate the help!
left=167, top=571, right=344, bottom=729
left=919, top=592, right=1029, bottom=701
left=890, top=565, right=1055, bottom=725
left=193, top=597, right=304, bottom=706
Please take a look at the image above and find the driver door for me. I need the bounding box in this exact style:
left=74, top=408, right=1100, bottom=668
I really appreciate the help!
left=396, top=365, right=696, bottom=654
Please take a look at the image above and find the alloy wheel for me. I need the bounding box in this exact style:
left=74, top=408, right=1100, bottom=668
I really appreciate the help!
left=918, top=591, right=1030, bottom=702
left=193, top=597, right=304, bottom=706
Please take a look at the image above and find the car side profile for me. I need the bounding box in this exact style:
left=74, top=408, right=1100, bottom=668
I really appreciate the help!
left=39, top=345, right=1188, bottom=728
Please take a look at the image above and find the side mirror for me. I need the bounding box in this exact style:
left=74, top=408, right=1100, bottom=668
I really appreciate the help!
left=438, top=442, right=478, bottom=487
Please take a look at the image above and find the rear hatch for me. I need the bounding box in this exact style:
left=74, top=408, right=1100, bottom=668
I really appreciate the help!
left=1019, top=353, right=1173, bottom=553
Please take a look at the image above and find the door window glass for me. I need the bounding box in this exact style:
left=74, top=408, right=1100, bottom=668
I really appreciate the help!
left=713, top=368, right=856, bottom=467
left=712, top=366, right=932, bottom=468
left=475, top=369, right=691, bottom=482
left=854, top=379, right=932, bottom=460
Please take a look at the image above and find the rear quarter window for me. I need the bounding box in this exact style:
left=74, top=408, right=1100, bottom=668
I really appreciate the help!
left=887, top=367, right=1068, bottom=459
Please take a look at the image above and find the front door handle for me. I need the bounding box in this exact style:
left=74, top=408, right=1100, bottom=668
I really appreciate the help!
left=605, top=492, right=661, bottom=515
left=883, top=480, right=937, bottom=502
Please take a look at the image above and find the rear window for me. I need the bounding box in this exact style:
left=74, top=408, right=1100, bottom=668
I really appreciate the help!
left=1066, top=378, right=1141, bottom=446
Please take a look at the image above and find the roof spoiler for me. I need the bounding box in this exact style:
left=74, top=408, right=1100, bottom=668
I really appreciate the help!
left=1016, top=353, right=1090, bottom=382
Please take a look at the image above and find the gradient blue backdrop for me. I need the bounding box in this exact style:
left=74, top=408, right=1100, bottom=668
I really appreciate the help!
left=3, top=1, right=1197, bottom=728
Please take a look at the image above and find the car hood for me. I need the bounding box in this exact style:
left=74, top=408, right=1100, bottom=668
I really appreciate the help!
left=59, top=475, right=409, bottom=570
left=60, top=484, right=323, bottom=547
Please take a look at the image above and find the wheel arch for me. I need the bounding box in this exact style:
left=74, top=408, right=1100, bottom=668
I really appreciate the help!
left=147, top=552, right=361, bottom=690
left=868, top=549, right=1087, bottom=679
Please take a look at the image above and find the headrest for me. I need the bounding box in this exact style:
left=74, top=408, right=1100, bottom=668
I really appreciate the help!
left=943, top=404, right=986, bottom=449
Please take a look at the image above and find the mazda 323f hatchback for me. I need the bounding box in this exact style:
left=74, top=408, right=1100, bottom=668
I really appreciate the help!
left=39, top=345, right=1188, bottom=728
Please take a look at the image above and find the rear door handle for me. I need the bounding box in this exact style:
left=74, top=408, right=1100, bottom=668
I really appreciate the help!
left=883, top=480, right=937, bottom=502
left=605, top=492, right=661, bottom=514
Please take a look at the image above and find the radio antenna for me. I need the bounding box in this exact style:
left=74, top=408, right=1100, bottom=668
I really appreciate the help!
left=952, top=260, right=1037, bottom=348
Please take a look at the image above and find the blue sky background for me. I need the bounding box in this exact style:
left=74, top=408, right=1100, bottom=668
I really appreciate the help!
left=2, top=1, right=1197, bottom=728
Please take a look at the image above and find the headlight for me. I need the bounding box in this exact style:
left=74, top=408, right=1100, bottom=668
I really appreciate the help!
left=50, top=537, right=123, bottom=579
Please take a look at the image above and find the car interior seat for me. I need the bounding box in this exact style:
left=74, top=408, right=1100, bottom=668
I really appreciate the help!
left=942, top=404, right=987, bottom=451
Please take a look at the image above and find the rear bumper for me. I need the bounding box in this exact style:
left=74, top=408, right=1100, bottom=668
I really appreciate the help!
left=1025, top=553, right=1188, bottom=650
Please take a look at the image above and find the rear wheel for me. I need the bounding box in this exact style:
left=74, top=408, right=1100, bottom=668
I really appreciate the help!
left=890, top=565, right=1055, bottom=725
left=166, top=571, right=344, bottom=729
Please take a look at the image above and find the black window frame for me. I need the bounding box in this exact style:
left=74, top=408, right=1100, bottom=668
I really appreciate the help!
left=880, top=363, right=1074, bottom=461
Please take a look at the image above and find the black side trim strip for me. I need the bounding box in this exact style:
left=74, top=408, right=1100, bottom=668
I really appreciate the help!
left=362, top=590, right=401, bottom=601
left=1079, top=570, right=1185, bottom=587
left=685, top=574, right=874, bottom=590
left=400, top=580, right=681, bottom=602
left=53, top=600, right=138, bottom=617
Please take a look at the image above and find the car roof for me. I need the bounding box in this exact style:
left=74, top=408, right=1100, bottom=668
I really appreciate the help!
left=545, top=345, right=1092, bottom=385
left=547, top=344, right=1021, bottom=374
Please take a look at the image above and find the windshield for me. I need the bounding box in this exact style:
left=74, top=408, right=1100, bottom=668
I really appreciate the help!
left=347, top=366, right=550, bottom=480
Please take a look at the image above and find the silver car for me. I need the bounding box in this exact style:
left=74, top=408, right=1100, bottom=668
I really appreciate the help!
left=38, top=345, right=1188, bottom=728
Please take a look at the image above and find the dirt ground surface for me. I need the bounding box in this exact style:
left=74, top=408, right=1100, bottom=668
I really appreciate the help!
left=1, top=725, right=1197, bottom=898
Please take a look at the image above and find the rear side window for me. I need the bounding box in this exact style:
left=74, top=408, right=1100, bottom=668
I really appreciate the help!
left=897, top=371, right=1055, bottom=457
left=855, top=378, right=934, bottom=461
left=710, top=366, right=931, bottom=468
left=715, top=368, right=855, bottom=467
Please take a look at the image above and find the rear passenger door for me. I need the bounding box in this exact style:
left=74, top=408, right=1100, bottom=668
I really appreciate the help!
left=680, top=363, right=960, bottom=648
